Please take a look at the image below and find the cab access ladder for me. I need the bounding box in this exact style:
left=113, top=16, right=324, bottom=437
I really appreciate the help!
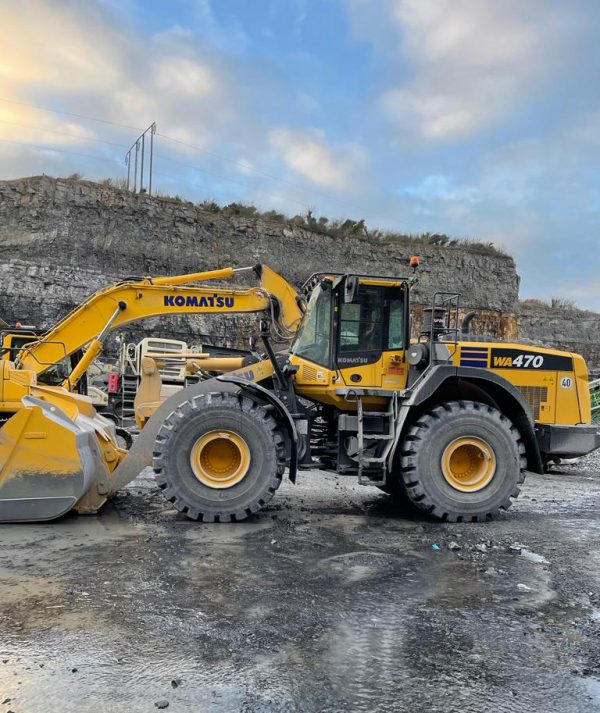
left=356, top=393, right=399, bottom=485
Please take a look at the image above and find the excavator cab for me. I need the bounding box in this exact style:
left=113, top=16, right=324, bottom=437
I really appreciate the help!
left=1, top=329, right=86, bottom=392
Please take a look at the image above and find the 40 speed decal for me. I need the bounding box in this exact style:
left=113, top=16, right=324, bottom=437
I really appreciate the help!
left=490, top=348, right=573, bottom=371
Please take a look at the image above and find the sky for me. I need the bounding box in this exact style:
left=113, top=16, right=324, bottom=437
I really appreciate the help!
left=1, top=0, right=599, bottom=309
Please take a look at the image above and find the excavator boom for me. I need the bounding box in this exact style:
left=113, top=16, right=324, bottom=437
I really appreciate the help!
left=18, top=264, right=303, bottom=378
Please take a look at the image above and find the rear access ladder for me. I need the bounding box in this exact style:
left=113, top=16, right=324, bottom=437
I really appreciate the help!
left=120, top=373, right=138, bottom=422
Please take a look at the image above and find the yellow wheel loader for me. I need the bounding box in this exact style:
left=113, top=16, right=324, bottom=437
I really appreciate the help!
left=0, top=261, right=598, bottom=523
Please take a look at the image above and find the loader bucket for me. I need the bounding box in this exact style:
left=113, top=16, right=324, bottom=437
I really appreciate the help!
left=0, top=395, right=115, bottom=522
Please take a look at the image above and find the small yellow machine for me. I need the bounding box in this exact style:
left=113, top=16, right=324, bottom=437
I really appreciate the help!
left=0, top=261, right=597, bottom=523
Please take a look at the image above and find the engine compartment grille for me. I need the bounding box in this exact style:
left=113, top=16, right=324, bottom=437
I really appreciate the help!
left=302, top=364, right=318, bottom=382
left=518, top=385, right=548, bottom=420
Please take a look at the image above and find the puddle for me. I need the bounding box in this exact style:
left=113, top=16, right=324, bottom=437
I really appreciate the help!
left=0, top=467, right=599, bottom=711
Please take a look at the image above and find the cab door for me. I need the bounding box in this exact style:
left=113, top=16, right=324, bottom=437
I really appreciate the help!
left=335, top=282, right=408, bottom=389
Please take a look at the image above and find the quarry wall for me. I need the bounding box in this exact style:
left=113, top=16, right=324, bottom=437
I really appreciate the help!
left=0, top=176, right=597, bottom=369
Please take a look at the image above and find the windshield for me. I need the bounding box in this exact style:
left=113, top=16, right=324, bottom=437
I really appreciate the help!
left=291, top=285, right=332, bottom=367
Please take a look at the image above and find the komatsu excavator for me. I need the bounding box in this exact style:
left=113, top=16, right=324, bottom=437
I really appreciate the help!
left=0, top=261, right=598, bottom=524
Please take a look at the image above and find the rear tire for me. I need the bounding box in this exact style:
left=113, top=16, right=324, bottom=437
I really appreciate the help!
left=153, top=392, right=285, bottom=522
left=400, top=401, right=526, bottom=522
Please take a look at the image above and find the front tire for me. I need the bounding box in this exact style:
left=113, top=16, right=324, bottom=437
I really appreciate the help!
left=153, top=392, right=285, bottom=522
left=400, top=401, right=526, bottom=522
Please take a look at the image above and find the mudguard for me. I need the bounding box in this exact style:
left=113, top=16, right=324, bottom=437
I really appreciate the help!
left=388, top=364, right=542, bottom=473
left=109, top=374, right=300, bottom=496
left=217, top=374, right=299, bottom=483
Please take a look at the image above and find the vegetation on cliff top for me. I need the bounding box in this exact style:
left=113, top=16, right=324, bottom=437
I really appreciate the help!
left=521, top=298, right=583, bottom=312
left=79, top=174, right=507, bottom=257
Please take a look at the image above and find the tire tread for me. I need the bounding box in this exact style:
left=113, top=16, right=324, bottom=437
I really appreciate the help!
left=400, top=400, right=527, bottom=522
left=153, top=392, right=285, bottom=523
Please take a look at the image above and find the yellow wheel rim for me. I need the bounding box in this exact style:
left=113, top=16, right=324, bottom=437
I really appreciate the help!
left=441, top=436, right=496, bottom=492
left=190, top=430, right=251, bottom=489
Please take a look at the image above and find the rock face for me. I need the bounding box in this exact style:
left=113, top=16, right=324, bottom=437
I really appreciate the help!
left=0, top=175, right=597, bottom=369
left=519, top=304, right=600, bottom=373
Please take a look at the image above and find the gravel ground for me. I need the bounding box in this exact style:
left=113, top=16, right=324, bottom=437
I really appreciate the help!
left=1, top=453, right=600, bottom=712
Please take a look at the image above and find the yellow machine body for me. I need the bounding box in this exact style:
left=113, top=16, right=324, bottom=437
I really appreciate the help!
left=284, top=276, right=591, bottom=427
left=289, top=340, right=590, bottom=425
left=0, top=265, right=596, bottom=523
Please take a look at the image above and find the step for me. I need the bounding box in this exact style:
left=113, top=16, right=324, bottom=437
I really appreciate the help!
left=358, top=470, right=386, bottom=486
left=358, top=454, right=388, bottom=464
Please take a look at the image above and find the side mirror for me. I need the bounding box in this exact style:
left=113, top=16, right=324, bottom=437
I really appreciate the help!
left=344, top=276, right=359, bottom=303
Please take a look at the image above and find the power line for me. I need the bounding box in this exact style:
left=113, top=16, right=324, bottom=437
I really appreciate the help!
left=0, top=97, right=143, bottom=132
left=0, top=138, right=123, bottom=165
left=0, top=137, right=307, bottom=209
left=0, top=119, right=129, bottom=149
left=0, top=97, right=349, bottom=209
left=0, top=97, right=361, bottom=216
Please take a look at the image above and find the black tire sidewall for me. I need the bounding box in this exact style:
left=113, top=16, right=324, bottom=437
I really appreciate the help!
left=158, top=400, right=279, bottom=514
left=404, top=404, right=521, bottom=517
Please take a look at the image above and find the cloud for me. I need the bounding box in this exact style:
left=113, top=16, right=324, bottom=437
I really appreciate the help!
left=0, top=1, right=128, bottom=93
left=346, top=0, right=584, bottom=140
left=192, top=0, right=249, bottom=55
left=269, top=127, right=365, bottom=192
left=383, top=109, right=600, bottom=308
left=0, top=0, right=358, bottom=212
left=0, top=0, right=239, bottom=177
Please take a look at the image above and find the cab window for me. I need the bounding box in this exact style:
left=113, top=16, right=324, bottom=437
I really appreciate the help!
left=3, top=335, right=34, bottom=360
left=338, top=284, right=406, bottom=356
left=291, top=285, right=333, bottom=367
left=339, top=287, right=384, bottom=353
left=387, top=299, right=405, bottom=349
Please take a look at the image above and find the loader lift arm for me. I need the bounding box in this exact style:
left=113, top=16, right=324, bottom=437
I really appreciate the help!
left=16, top=264, right=304, bottom=388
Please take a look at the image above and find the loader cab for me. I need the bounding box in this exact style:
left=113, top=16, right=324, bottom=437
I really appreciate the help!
left=290, top=274, right=411, bottom=396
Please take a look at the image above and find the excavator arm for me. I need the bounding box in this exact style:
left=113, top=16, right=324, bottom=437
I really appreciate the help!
left=17, top=264, right=304, bottom=384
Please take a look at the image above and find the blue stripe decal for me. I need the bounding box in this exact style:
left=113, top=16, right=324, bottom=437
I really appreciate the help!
left=460, top=359, right=488, bottom=368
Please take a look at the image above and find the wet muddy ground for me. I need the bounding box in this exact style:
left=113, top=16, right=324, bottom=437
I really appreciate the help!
left=1, top=455, right=600, bottom=712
